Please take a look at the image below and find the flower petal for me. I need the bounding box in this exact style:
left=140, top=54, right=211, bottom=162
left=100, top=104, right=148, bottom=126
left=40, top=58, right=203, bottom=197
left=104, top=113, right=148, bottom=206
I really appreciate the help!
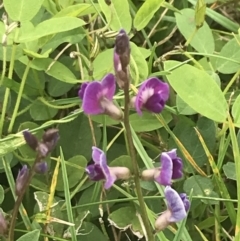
left=144, top=93, right=165, bottom=113
left=82, top=82, right=103, bottom=114
left=179, top=193, right=190, bottom=212
left=99, top=152, right=116, bottom=189
left=165, top=186, right=187, bottom=222
left=92, top=146, right=104, bottom=164
left=78, top=82, right=89, bottom=100
left=86, top=164, right=105, bottom=181
left=155, top=153, right=173, bottom=186
left=172, top=157, right=183, bottom=179
left=145, top=77, right=169, bottom=101
left=101, top=73, right=116, bottom=100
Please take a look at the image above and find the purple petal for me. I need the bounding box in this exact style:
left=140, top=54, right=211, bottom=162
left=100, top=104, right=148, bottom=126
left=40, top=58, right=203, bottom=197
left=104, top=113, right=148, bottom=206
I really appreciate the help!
left=144, top=93, right=165, bottom=113
left=145, top=77, right=170, bottom=101
left=82, top=82, right=103, bottom=114
left=99, top=152, right=116, bottom=189
left=35, top=161, right=48, bottom=174
left=155, top=153, right=173, bottom=186
left=114, top=50, right=121, bottom=72
left=135, top=78, right=169, bottom=115
left=86, top=164, right=105, bottom=181
left=172, top=157, right=183, bottom=179
left=23, top=130, right=38, bottom=150
left=166, top=149, right=177, bottom=159
left=92, top=146, right=104, bottom=164
left=101, top=74, right=116, bottom=100
left=165, top=186, right=187, bottom=222
left=78, top=82, right=89, bottom=100
left=179, top=193, right=190, bottom=212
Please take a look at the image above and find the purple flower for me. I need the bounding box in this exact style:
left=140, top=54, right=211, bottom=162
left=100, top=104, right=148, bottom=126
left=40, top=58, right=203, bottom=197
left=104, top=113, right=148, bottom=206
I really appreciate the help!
left=114, top=29, right=130, bottom=89
left=141, top=149, right=183, bottom=186
left=15, top=165, right=29, bottom=196
left=78, top=74, right=123, bottom=120
left=154, top=186, right=190, bottom=232
left=86, top=147, right=131, bottom=189
left=134, top=77, right=169, bottom=115
left=23, top=130, right=38, bottom=151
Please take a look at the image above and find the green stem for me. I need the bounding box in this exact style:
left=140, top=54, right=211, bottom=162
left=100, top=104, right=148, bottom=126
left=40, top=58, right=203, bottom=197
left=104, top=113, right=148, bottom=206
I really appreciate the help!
left=0, top=28, right=19, bottom=136
left=123, top=84, right=154, bottom=241
left=8, top=154, right=40, bottom=241
left=0, top=45, right=7, bottom=87
left=8, top=59, right=32, bottom=133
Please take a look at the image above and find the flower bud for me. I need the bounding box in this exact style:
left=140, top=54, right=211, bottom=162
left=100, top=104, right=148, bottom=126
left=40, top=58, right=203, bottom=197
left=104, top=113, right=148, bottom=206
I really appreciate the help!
left=0, top=211, right=7, bottom=235
left=23, top=131, right=38, bottom=151
left=15, top=165, right=29, bottom=196
left=34, top=162, right=48, bottom=174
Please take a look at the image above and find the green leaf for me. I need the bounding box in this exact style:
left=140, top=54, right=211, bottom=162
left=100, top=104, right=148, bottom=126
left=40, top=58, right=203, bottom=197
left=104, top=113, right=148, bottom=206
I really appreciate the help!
left=184, top=175, right=219, bottom=204
left=232, top=94, right=240, bottom=127
left=19, top=17, right=86, bottom=42
left=98, top=0, right=132, bottom=33
left=0, top=185, right=4, bottom=205
left=134, top=0, right=164, bottom=31
left=223, top=162, right=236, bottom=181
left=176, top=95, right=197, bottom=115
left=90, top=114, right=120, bottom=126
left=57, top=114, right=101, bottom=160
left=130, top=42, right=149, bottom=84
left=79, top=222, right=108, bottom=241
left=16, top=230, right=40, bottom=241
left=110, top=155, right=133, bottom=173
left=30, top=99, right=58, bottom=121
left=56, top=155, right=87, bottom=191
left=165, top=60, right=228, bottom=122
left=130, top=111, right=172, bottom=132
left=216, top=37, right=240, bottom=74
left=175, top=8, right=214, bottom=53
left=108, top=206, right=143, bottom=238
left=54, top=3, right=99, bottom=18
left=169, top=117, right=216, bottom=170
left=47, top=77, right=74, bottom=97
left=23, top=48, right=52, bottom=59
left=195, top=0, right=206, bottom=28
left=3, top=0, right=44, bottom=21
left=20, top=57, right=78, bottom=84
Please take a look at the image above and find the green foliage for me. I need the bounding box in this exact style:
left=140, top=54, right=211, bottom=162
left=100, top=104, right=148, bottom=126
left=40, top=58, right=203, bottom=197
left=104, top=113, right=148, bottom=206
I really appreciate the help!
left=0, top=0, right=239, bottom=240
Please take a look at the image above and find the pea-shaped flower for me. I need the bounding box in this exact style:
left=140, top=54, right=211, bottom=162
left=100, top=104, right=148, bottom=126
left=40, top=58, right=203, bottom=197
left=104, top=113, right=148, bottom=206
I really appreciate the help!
left=78, top=74, right=123, bottom=120
left=134, top=77, right=169, bottom=115
left=141, top=149, right=182, bottom=186
left=86, top=147, right=131, bottom=189
left=15, top=165, right=29, bottom=196
left=155, top=186, right=190, bottom=232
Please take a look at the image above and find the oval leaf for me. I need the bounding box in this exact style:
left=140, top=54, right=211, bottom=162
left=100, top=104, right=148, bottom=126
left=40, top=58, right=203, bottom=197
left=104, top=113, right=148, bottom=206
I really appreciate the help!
left=232, top=94, right=240, bottom=127
left=165, top=60, right=228, bottom=122
left=98, top=0, right=132, bottom=33
left=19, top=17, right=86, bottom=42
left=134, top=0, right=164, bottom=31
left=16, top=230, right=40, bottom=241
left=216, top=37, right=240, bottom=74
left=175, top=8, right=215, bottom=53
left=3, top=0, right=44, bottom=21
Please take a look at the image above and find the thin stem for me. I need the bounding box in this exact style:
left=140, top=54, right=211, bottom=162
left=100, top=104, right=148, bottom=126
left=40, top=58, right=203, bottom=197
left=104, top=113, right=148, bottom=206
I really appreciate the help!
left=123, top=83, right=154, bottom=241
left=0, top=29, right=19, bottom=136
left=8, top=155, right=41, bottom=241
left=8, top=59, right=32, bottom=133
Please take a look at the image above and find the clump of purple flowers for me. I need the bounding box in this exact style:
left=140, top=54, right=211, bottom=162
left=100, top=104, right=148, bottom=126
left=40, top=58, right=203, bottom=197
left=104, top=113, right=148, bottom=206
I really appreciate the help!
left=78, top=28, right=190, bottom=235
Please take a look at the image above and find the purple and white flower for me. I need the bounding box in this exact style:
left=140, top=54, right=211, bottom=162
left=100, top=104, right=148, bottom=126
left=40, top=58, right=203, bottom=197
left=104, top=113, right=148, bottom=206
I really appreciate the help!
left=86, top=147, right=130, bottom=189
left=154, top=186, right=190, bottom=232
left=141, top=149, right=183, bottom=186
left=78, top=74, right=122, bottom=120
left=134, top=77, right=169, bottom=115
